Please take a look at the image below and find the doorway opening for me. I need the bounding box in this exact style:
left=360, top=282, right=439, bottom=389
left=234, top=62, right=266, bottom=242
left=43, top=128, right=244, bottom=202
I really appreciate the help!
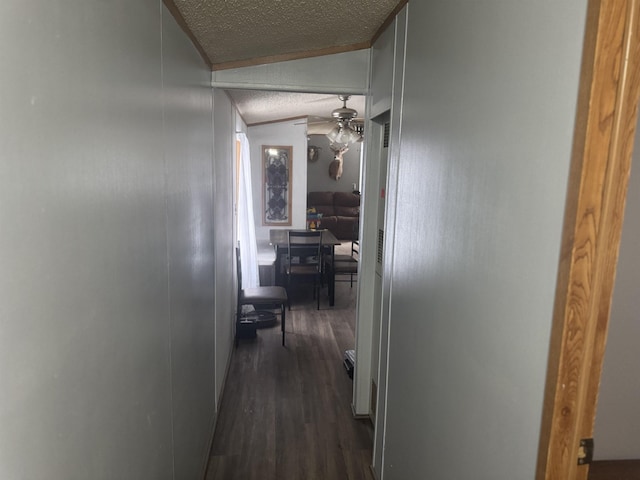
left=228, top=89, right=372, bottom=392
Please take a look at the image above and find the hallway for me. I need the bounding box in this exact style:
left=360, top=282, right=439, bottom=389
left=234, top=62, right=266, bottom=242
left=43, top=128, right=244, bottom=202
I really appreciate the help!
left=206, top=280, right=374, bottom=480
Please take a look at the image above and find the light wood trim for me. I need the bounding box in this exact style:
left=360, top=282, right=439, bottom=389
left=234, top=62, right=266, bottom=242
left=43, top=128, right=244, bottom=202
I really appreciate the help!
left=165, top=0, right=406, bottom=72
left=578, top=0, right=640, bottom=460
left=261, top=145, right=293, bottom=227
left=371, top=0, right=409, bottom=45
left=163, top=0, right=213, bottom=69
left=211, top=42, right=370, bottom=71
left=536, top=1, right=640, bottom=479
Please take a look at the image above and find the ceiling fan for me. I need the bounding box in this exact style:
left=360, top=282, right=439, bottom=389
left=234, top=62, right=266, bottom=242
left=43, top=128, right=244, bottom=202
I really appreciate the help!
left=307, top=95, right=364, bottom=145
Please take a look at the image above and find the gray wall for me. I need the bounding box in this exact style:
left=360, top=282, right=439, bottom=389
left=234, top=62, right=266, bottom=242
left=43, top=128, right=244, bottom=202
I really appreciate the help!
left=306, top=134, right=361, bottom=194
left=163, top=12, right=218, bottom=479
left=366, top=8, right=407, bottom=474
left=212, top=49, right=370, bottom=94
left=381, top=2, right=587, bottom=478
left=0, top=1, right=229, bottom=478
left=248, top=120, right=309, bottom=243
left=593, top=121, right=640, bottom=459
left=213, top=89, right=236, bottom=401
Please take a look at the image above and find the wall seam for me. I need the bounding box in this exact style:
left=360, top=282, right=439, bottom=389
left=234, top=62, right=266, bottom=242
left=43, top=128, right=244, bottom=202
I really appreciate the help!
left=211, top=87, right=219, bottom=414
left=380, top=5, right=409, bottom=478
left=159, top=3, right=177, bottom=479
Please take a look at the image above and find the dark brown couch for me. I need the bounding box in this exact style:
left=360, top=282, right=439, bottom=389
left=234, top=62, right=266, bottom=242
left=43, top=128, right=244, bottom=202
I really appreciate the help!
left=307, top=191, right=360, bottom=240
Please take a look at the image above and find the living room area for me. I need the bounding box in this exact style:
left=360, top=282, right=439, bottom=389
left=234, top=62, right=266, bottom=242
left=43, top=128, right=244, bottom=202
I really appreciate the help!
left=214, top=95, right=370, bottom=478
left=232, top=91, right=364, bottom=291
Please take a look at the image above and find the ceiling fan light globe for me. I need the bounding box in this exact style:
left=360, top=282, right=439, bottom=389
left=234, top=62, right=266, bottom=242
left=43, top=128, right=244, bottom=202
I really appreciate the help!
left=326, top=122, right=362, bottom=145
left=325, top=96, right=364, bottom=145
left=326, top=125, right=341, bottom=143
left=341, top=127, right=360, bottom=144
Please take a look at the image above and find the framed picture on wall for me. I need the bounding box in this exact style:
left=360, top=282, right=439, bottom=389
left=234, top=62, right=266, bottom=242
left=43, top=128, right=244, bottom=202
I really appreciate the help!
left=262, top=145, right=292, bottom=226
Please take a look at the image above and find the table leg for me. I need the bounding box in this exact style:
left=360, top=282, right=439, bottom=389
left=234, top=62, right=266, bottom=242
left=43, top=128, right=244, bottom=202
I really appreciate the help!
left=274, top=246, right=284, bottom=286
left=329, top=245, right=335, bottom=307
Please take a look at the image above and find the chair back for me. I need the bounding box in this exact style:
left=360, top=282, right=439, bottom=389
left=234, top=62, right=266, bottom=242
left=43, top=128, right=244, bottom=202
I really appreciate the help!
left=235, top=247, right=244, bottom=315
left=235, top=247, right=243, bottom=289
left=287, top=230, right=323, bottom=273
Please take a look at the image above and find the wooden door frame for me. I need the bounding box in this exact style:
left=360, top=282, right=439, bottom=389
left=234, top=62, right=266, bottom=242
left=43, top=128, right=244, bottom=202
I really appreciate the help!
left=537, top=1, right=640, bottom=479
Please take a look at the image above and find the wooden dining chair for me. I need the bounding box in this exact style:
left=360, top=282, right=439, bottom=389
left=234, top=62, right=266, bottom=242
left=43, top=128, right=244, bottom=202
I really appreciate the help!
left=285, top=230, right=323, bottom=310
left=324, top=241, right=359, bottom=305
left=236, top=247, right=288, bottom=346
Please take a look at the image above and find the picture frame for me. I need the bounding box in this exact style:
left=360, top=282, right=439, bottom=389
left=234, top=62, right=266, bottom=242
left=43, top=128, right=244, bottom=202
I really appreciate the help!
left=262, top=145, right=292, bottom=226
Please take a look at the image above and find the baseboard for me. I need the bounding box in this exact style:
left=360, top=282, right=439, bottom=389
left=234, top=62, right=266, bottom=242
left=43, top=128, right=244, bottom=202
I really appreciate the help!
left=351, top=402, right=366, bottom=419
left=351, top=403, right=375, bottom=428
left=200, top=410, right=218, bottom=480
left=201, top=324, right=236, bottom=480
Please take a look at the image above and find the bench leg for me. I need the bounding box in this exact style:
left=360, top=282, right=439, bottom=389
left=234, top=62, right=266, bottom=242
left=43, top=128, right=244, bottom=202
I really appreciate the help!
left=281, top=303, right=286, bottom=346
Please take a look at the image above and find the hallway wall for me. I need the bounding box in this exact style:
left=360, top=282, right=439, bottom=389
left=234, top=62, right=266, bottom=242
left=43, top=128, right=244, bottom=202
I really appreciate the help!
left=381, top=1, right=587, bottom=478
left=163, top=11, right=218, bottom=479
left=213, top=89, right=236, bottom=400
left=212, top=49, right=370, bottom=94
left=0, top=1, right=224, bottom=478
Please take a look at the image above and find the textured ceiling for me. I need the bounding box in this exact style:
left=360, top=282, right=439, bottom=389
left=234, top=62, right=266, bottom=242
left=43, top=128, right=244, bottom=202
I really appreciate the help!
left=170, top=0, right=403, bottom=69
left=227, top=90, right=366, bottom=127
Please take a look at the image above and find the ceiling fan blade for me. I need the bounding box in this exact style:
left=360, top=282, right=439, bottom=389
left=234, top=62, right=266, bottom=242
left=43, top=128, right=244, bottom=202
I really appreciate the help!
left=306, top=115, right=333, bottom=124
left=307, top=122, right=336, bottom=135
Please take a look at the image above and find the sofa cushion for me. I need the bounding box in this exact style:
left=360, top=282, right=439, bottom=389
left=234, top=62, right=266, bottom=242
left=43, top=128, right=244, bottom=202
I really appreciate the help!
left=336, top=215, right=359, bottom=227
left=334, top=216, right=359, bottom=240
left=333, top=192, right=360, bottom=207
left=308, top=191, right=335, bottom=206
left=319, top=216, right=338, bottom=231
left=307, top=191, right=360, bottom=240
left=334, top=205, right=359, bottom=216
left=313, top=205, right=335, bottom=216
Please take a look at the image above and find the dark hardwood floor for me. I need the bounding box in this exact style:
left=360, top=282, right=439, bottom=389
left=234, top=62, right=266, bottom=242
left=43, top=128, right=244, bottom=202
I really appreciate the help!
left=206, top=275, right=374, bottom=480
left=588, top=460, right=640, bottom=480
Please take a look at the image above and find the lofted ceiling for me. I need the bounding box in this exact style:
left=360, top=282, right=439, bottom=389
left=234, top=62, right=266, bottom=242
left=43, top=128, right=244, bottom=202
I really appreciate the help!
left=165, top=0, right=400, bottom=128
left=167, top=0, right=405, bottom=71
left=227, top=90, right=366, bottom=131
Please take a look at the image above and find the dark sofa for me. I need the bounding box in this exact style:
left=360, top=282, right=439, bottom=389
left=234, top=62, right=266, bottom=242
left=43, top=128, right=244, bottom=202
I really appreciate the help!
left=307, top=191, right=360, bottom=240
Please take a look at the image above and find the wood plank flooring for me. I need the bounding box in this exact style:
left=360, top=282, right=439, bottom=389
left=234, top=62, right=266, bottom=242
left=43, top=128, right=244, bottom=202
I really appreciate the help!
left=588, top=460, right=640, bottom=480
left=206, top=275, right=374, bottom=480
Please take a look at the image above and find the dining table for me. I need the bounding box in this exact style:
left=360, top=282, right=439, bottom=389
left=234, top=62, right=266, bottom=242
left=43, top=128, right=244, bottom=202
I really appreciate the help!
left=269, top=228, right=341, bottom=307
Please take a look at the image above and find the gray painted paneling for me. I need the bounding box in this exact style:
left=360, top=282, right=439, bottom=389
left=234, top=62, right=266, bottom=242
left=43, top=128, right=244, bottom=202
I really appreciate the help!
left=382, top=2, right=587, bottom=478
left=212, top=50, right=370, bottom=94
left=0, top=1, right=221, bottom=478
left=162, top=9, right=217, bottom=478
left=369, top=22, right=396, bottom=118
left=368, top=6, right=407, bottom=474
left=213, top=89, right=236, bottom=400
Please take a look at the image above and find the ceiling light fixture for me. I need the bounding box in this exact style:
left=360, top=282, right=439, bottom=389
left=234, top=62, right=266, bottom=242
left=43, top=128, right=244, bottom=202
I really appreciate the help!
left=326, top=121, right=362, bottom=145
left=325, top=95, right=363, bottom=146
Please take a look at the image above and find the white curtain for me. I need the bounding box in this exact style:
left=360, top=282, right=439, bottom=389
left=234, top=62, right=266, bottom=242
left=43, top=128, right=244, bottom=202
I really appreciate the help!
left=237, top=132, right=260, bottom=288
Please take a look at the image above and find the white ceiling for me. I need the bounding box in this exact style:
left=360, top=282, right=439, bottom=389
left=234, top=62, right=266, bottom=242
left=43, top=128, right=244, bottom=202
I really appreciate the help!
left=227, top=90, right=366, bottom=127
